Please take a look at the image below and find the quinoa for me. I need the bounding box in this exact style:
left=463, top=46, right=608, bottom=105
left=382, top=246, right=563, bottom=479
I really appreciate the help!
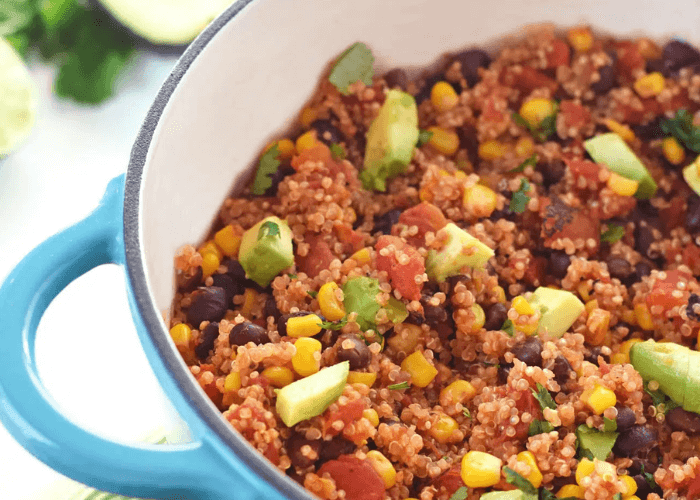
left=171, top=27, right=700, bottom=500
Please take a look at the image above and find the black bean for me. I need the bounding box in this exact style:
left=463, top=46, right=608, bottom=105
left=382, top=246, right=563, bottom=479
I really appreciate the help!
left=222, top=258, right=265, bottom=293
left=591, top=63, right=616, bottom=94
left=541, top=159, right=566, bottom=188
left=211, top=273, right=242, bottom=306
left=453, top=49, right=491, bottom=87
left=646, top=58, right=665, bottom=74
left=287, top=434, right=321, bottom=468
left=263, top=295, right=281, bottom=323
left=634, top=223, right=656, bottom=258
left=373, top=209, right=402, bottom=235
left=498, top=362, right=513, bottom=384
left=551, top=355, right=573, bottom=385
left=383, top=68, right=408, bottom=90
left=317, top=436, right=355, bottom=464
left=686, top=195, right=700, bottom=233
left=687, top=294, right=700, bottom=321
left=615, top=404, right=637, bottom=432
left=187, top=287, right=227, bottom=327
left=661, top=40, right=700, bottom=76
left=286, top=468, right=306, bottom=485
left=631, top=117, right=665, bottom=141
left=414, top=73, right=444, bottom=104
left=666, top=406, right=700, bottom=434
left=488, top=208, right=518, bottom=223
left=311, top=119, right=341, bottom=146
left=632, top=474, right=660, bottom=499
left=585, top=345, right=610, bottom=366
left=177, top=266, right=202, bottom=293
left=511, top=337, right=543, bottom=367
left=634, top=261, right=653, bottom=283
left=613, top=425, right=658, bottom=458
left=278, top=311, right=317, bottom=338
left=195, top=322, right=219, bottom=360
left=336, top=335, right=371, bottom=370
left=229, top=321, right=270, bottom=346
left=548, top=251, right=571, bottom=280
left=606, top=256, right=633, bottom=282
left=484, top=303, right=508, bottom=331
left=263, top=166, right=295, bottom=197
left=421, top=294, right=454, bottom=337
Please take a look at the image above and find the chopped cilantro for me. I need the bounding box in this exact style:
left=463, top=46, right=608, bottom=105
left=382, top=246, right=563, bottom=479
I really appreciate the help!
left=503, top=467, right=538, bottom=495
left=512, top=103, right=559, bottom=143
left=462, top=408, right=471, bottom=419
left=576, top=424, right=618, bottom=461
left=509, top=179, right=531, bottom=214
left=288, top=274, right=298, bottom=280
left=528, top=419, right=555, bottom=436
left=251, top=145, right=282, bottom=195
left=541, top=489, right=578, bottom=500
left=600, top=224, right=625, bottom=244
left=448, top=486, right=469, bottom=500
left=257, top=220, right=281, bottom=240
left=644, top=383, right=680, bottom=414
left=328, top=42, right=375, bottom=95
left=661, top=109, right=700, bottom=152
left=613, top=494, right=622, bottom=500
left=388, top=381, right=410, bottom=390
left=501, top=319, right=515, bottom=336
left=318, top=317, right=348, bottom=330
left=417, top=129, right=434, bottom=147
left=531, top=383, right=557, bottom=411
left=641, top=463, right=657, bottom=490
left=509, top=154, right=538, bottom=174
left=307, top=290, right=319, bottom=298
left=330, top=143, right=346, bottom=160
left=603, top=417, right=618, bottom=432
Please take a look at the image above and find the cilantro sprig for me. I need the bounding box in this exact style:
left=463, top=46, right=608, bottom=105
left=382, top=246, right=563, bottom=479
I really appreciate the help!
left=319, top=317, right=348, bottom=331
left=252, top=145, right=282, bottom=195
left=330, top=143, right=346, bottom=160
left=531, top=383, right=557, bottom=411
left=509, top=154, right=538, bottom=174
left=417, top=129, right=434, bottom=147
left=661, top=109, right=700, bottom=152
left=448, top=487, right=469, bottom=500
left=600, top=224, right=625, bottom=244
left=644, top=382, right=679, bottom=414
left=503, top=467, right=538, bottom=496
left=528, top=419, right=555, bottom=436
left=258, top=220, right=281, bottom=240
left=501, top=319, right=515, bottom=336
left=328, top=42, right=375, bottom=95
left=509, top=179, right=531, bottom=214
left=388, top=381, right=410, bottom=390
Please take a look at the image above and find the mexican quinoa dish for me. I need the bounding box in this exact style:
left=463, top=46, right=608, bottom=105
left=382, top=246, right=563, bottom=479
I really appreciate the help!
left=170, top=27, right=700, bottom=500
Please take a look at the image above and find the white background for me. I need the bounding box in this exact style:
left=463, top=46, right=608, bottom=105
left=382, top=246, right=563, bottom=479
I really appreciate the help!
left=0, top=52, right=186, bottom=499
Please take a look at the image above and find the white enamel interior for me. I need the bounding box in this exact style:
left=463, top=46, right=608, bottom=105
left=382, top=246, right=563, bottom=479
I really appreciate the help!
left=139, top=0, right=700, bottom=327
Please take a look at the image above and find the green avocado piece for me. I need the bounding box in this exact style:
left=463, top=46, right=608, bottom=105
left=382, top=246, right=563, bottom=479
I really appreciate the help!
left=584, top=133, right=657, bottom=199
left=683, top=157, right=700, bottom=197
left=276, top=361, right=349, bottom=427
left=630, top=340, right=698, bottom=412
left=576, top=424, right=618, bottom=461
left=528, top=287, right=584, bottom=338
left=480, top=491, right=525, bottom=500
left=342, top=277, right=407, bottom=331
left=238, top=216, right=294, bottom=287
left=425, top=223, right=495, bottom=283
left=360, top=89, right=419, bottom=191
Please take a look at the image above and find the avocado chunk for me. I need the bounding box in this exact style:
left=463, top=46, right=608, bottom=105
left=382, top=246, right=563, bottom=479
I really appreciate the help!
left=360, top=89, right=419, bottom=191
left=425, top=223, right=495, bottom=283
left=480, top=491, right=525, bottom=500
left=342, top=276, right=407, bottom=331
left=683, top=156, right=700, bottom=196
left=576, top=424, right=618, bottom=461
left=528, top=287, right=584, bottom=338
left=630, top=339, right=700, bottom=413
left=276, top=361, right=349, bottom=427
left=584, top=133, right=657, bottom=199
left=238, top=216, right=294, bottom=287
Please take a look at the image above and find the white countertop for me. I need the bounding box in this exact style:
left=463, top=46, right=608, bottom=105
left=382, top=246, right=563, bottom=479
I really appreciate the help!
left=0, top=52, right=185, bottom=500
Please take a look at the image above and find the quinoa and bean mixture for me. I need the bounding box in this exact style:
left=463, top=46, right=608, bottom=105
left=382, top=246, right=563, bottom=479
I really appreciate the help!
left=171, top=26, right=700, bottom=500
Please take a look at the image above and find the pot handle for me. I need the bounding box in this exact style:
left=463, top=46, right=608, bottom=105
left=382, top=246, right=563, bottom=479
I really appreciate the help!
left=0, top=175, right=267, bottom=499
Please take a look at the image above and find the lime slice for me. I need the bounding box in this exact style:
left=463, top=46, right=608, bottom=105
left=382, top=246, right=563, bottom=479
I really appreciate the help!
left=0, top=36, right=36, bottom=157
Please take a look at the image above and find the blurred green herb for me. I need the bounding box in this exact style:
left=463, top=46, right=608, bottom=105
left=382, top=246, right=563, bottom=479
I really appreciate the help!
left=417, top=129, right=434, bottom=147
left=512, top=102, right=559, bottom=143
left=509, top=178, right=531, bottom=213
left=528, top=419, right=555, bottom=436
left=509, top=154, right=538, bottom=174
left=388, top=381, right=410, bottom=390
left=307, top=290, right=319, bottom=298
left=252, top=144, right=281, bottom=195
left=531, top=383, right=556, bottom=411
left=328, top=42, right=374, bottom=95
left=600, top=224, right=625, bottom=244
left=330, top=143, right=346, bottom=160
left=501, top=319, right=515, bottom=336
left=503, top=467, right=538, bottom=495
left=448, top=487, right=469, bottom=500
left=661, top=109, right=700, bottom=152
left=258, top=220, right=280, bottom=239
left=319, top=317, right=348, bottom=330
left=641, top=463, right=657, bottom=490
left=462, top=408, right=471, bottom=419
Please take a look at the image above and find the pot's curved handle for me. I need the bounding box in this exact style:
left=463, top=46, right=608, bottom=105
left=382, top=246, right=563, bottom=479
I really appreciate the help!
left=0, top=175, right=265, bottom=499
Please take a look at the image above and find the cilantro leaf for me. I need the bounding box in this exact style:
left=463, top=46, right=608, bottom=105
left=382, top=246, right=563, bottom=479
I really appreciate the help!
left=318, top=317, right=348, bottom=330
left=600, top=224, right=625, bottom=244
left=613, top=494, right=622, bottom=500
left=531, top=383, right=557, bottom=411
left=541, top=489, right=578, bottom=500
left=501, top=319, right=515, bottom=336
left=448, top=486, right=469, bottom=500
left=417, top=129, right=434, bottom=147
left=330, top=143, right=346, bottom=160
left=509, top=178, right=531, bottom=214
left=661, top=109, right=700, bottom=152
left=388, top=381, right=410, bottom=390
left=576, top=424, right=617, bottom=461
left=462, top=408, right=471, bottom=419
left=641, top=463, right=657, bottom=490
left=529, top=419, right=555, bottom=436
left=288, top=274, right=298, bottom=280
left=258, top=220, right=281, bottom=240
left=328, top=42, right=375, bottom=95
left=307, top=290, right=319, bottom=298
left=509, top=154, right=538, bottom=174
left=513, top=102, right=559, bottom=143
left=252, top=144, right=282, bottom=195
left=644, top=383, right=680, bottom=414
left=603, top=417, right=617, bottom=432
left=504, top=466, right=538, bottom=495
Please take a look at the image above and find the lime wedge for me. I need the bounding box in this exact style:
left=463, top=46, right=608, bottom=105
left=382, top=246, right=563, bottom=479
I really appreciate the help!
left=0, top=36, right=36, bottom=157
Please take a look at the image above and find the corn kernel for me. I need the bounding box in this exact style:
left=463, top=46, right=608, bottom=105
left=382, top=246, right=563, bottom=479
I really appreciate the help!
left=292, top=337, right=322, bottom=377
left=350, top=247, right=371, bottom=266
left=519, top=98, right=557, bottom=128
left=470, top=304, right=486, bottom=333
left=296, top=130, right=318, bottom=153
left=318, top=282, right=346, bottom=321
left=557, top=484, right=584, bottom=498
left=662, top=137, right=686, bottom=165
left=586, top=308, right=610, bottom=346
left=637, top=38, right=662, bottom=60
left=517, top=451, right=543, bottom=488
left=266, top=138, right=296, bottom=160
left=460, top=451, right=502, bottom=488
left=607, top=172, right=639, bottom=197
left=622, top=309, right=637, bottom=325
left=576, top=458, right=595, bottom=485
left=387, top=323, right=422, bottom=354
left=585, top=299, right=599, bottom=314
left=440, top=379, right=477, bottom=406
left=567, top=27, right=594, bottom=52
left=430, top=413, right=459, bottom=444
left=224, top=371, right=241, bottom=393
left=634, top=303, right=654, bottom=331
left=515, top=136, right=535, bottom=158
left=347, top=371, right=377, bottom=387
left=620, top=338, right=643, bottom=357
left=577, top=282, right=590, bottom=301
left=582, top=384, right=617, bottom=415
left=513, top=296, right=535, bottom=316
left=478, top=140, right=507, bottom=160
left=431, top=81, right=459, bottom=113
left=610, top=353, right=628, bottom=364
left=427, top=126, right=460, bottom=156
left=199, top=240, right=223, bottom=261
left=603, top=119, right=636, bottom=143
left=401, top=351, right=438, bottom=388
left=634, top=72, right=665, bottom=98
left=366, top=450, right=396, bottom=489
left=363, top=408, right=380, bottom=427
left=620, top=474, right=638, bottom=496
left=626, top=497, right=641, bottom=500
left=463, top=184, right=498, bottom=219
left=201, top=252, right=220, bottom=278
left=261, top=366, right=294, bottom=388
left=214, top=224, right=243, bottom=257
left=516, top=319, right=539, bottom=336
left=169, top=323, right=192, bottom=346
left=240, top=288, right=257, bottom=318
left=494, top=286, right=507, bottom=304
left=286, top=313, right=324, bottom=338
left=300, top=107, right=318, bottom=128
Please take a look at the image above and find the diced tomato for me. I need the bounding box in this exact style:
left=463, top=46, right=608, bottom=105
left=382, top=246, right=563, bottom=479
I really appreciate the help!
left=318, top=456, right=385, bottom=500
left=297, top=233, right=335, bottom=278
left=334, top=223, right=364, bottom=255
left=196, top=364, right=223, bottom=408
left=433, top=466, right=465, bottom=496
left=524, top=256, right=548, bottom=287
left=291, top=143, right=348, bottom=179
left=660, top=197, right=686, bottom=231
left=512, top=389, right=540, bottom=440
left=263, top=442, right=280, bottom=465
left=615, top=41, right=645, bottom=82
left=559, top=100, right=591, bottom=129
left=686, top=471, right=700, bottom=499
left=646, top=269, right=692, bottom=312
left=375, top=235, right=425, bottom=301
left=481, top=96, right=507, bottom=122
left=546, top=38, right=570, bottom=68
left=499, top=66, right=558, bottom=94
left=541, top=199, right=600, bottom=253
left=682, top=245, right=700, bottom=276
left=564, top=158, right=599, bottom=184
left=397, top=202, right=448, bottom=247
left=323, top=399, right=365, bottom=437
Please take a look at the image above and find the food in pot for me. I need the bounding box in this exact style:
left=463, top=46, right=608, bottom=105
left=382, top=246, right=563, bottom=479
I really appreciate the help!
left=171, top=26, right=700, bottom=500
